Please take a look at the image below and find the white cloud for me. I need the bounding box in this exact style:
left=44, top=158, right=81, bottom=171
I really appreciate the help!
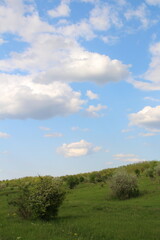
left=125, top=4, right=150, bottom=29
left=0, top=0, right=131, bottom=121
left=57, top=20, right=96, bottom=41
left=48, top=2, right=70, bottom=18
left=131, top=42, right=160, bottom=91
left=113, top=153, right=145, bottom=163
left=86, top=90, right=99, bottom=100
left=86, top=104, right=107, bottom=117
left=0, top=33, right=129, bottom=85
left=71, top=126, right=79, bottom=131
left=0, top=75, right=84, bottom=119
left=145, top=0, right=160, bottom=5
left=80, top=0, right=98, bottom=3
left=129, top=105, right=160, bottom=132
left=121, top=128, right=132, bottom=133
left=0, top=1, right=54, bottom=42
left=39, top=126, right=51, bottom=131
left=101, top=35, right=119, bottom=45
left=71, top=126, right=89, bottom=132
left=0, top=37, right=6, bottom=45
left=0, top=132, right=10, bottom=138
left=44, top=133, right=63, bottom=138
left=0, top=151, right=9, bottom=154
left=113, top=153, right=136, bottom=159
left=139, top=132, right=157, bottom=137
left=89, top=4, right=122, bottom=31
left=144, top=96, right=160, bottom=102
left=57, top=139, right=101, bottom=157
left=35, top=50, right=129, bottom=85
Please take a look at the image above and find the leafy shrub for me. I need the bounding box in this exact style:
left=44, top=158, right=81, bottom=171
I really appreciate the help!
left=89, top=172, right=103, bottom=183
left=134, top=169, right=140, bottom=177
left=66, top=176, right=79, bottom=189
left=9, top=183, right=32, bottom=219
left=79, top=175, right=85, bottom=183
left=155, top=163, right=160, bottom=177
left=10, top=177, right=66, bottom=220
left=145, top=168, right=155, bottom=179
left=109, top=169, right=139, bottom=200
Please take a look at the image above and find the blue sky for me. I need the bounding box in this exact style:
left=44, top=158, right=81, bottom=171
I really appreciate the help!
left=0, top=0, right=160, bottom=180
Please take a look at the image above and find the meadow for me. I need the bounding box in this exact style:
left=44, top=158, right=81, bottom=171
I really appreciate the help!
left=0, top=161, right=160, bottom=240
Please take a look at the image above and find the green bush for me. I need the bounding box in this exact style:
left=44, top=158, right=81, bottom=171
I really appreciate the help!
left=79, top=175, right=85, bottom=183
left=145, top=168, right=155, bottom=179
left=134, top=169, right=140, bottom=177
left=109, top=169, right=139, bottom=200
left=9, top=183, right=32, bottom=219
left=155, top=163, right=160, bottom=176
left=65, top=176, right=79, bottom=189
left=10, top=177, right=66, bottom=220
left=89, top=172, right=103, bottom=183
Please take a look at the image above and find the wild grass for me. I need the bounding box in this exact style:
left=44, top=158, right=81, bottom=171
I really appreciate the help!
left=0, top=167, right=160, bottom=240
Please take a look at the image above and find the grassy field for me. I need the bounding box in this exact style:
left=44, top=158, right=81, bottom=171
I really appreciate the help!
left=0, top=172, right=160, bottom=240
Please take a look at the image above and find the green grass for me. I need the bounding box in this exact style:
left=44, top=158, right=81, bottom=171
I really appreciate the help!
left=0, top=175, right=160, bottom=240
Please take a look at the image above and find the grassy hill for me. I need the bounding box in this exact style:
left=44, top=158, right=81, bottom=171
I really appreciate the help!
left=0, top=161, right=160, bottom=240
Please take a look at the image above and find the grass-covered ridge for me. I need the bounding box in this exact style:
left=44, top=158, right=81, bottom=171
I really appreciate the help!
left=0, top=160, right=160, bottom=240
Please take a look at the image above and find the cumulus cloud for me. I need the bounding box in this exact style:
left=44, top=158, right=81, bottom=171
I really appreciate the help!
left=86, top=90, right=99, bottom=100
left=129, top=105, right=160, bottom=132
left=113, top=153, right=145, bottom=163
left=0, top=0, right=130, bottom=120
left=0, top=132, right=10, bottom=138
left=0, top=75, right=84, bottom=119
left=0, top=1, right=54, bottom=42
left=86, top=104, right=107, bottom=117
left=57, top=139, right=101, bottom=157
left=37, top=51, right=129, bottom=85
left=0, top=33, right=129, bottom=85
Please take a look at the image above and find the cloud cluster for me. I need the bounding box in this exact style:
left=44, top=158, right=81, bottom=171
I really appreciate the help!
left=57, top=139, right=101, bottom=157
left=0, top=0, right=132, bottom=120
left=129, top=105, right=160, bottom=132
